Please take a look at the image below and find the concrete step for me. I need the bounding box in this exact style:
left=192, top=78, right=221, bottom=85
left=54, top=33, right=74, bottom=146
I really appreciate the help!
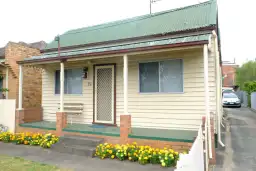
left=59, top=135, right=104, bottom=147
left=51, top=143, right=96, bottom=157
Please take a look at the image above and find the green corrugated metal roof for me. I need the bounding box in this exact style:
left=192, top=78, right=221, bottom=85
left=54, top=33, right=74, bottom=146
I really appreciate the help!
left=45, top=0, right=216, bottom=50
left=25, top=34, right=210, bottom=61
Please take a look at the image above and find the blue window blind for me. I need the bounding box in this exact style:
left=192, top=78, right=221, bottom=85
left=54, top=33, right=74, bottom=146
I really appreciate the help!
left=139, top=59, right=183, bottom=93
left=55, top=68, right=83, bottom=94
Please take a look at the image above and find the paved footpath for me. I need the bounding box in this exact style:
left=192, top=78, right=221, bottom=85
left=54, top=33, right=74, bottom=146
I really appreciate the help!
left=215, top=107, right=256, bottom=171
left=0, top=142, right=174, bottom=171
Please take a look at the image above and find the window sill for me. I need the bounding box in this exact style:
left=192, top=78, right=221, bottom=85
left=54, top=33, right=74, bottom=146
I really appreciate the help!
left=54, top=94, right=84, bottom=96
left=138, top=91, right=184, bottom=94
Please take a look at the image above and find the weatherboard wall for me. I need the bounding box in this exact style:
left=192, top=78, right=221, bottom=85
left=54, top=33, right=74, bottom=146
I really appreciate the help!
left=41, top=48, right=216, bottom=130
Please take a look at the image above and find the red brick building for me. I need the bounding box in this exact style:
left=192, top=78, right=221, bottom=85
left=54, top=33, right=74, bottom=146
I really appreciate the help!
left=222, top=61, right=239, bottom=87
left=0, top=41, right=46, bottom=107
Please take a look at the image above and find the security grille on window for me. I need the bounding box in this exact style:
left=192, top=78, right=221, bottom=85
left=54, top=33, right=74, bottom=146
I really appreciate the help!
left=139, top=59, right=183, bottom=93
left=55, top=68, right=83, bottom=94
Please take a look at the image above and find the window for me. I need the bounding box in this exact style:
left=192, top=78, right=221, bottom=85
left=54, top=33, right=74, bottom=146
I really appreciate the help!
left=0, top=77, right=3, bottom=89
left=55, top=68, right=83, bottom=94
left=139, top=59, right=183, bottom=93
left=223, top=93, right=238, bottom=98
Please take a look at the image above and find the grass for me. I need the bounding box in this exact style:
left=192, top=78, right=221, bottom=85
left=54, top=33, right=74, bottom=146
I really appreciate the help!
left=0, top=155, right=72, bottom=171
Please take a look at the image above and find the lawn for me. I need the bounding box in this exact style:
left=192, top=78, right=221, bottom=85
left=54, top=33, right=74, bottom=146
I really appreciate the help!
left=0, top=155, right=71, bottom=171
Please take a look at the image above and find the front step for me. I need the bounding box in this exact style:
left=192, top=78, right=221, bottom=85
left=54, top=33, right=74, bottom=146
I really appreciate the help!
left=51, top=143, right=96, bottom=157
left=51, top=135, right=104, bottom=157
left=59, top=135, right=104, bottom=147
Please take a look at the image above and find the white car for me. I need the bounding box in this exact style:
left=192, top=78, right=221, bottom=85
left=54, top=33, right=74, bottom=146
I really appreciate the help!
left=222, top=93, right=241, bottom=108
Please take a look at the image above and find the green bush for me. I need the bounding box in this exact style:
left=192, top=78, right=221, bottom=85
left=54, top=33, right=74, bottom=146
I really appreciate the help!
left=244, top=81, right=256, bottom=107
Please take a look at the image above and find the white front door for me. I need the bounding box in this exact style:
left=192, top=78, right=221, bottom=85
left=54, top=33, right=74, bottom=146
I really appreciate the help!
left=94, top=65, right=115, bottom=124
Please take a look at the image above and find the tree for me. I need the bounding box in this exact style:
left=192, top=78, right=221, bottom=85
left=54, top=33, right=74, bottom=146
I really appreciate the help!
left=235, top=61, right=256, bottom=90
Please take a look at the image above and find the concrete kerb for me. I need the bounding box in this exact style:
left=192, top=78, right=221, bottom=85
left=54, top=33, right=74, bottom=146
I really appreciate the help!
left=248, top=107, right=256, bottom=114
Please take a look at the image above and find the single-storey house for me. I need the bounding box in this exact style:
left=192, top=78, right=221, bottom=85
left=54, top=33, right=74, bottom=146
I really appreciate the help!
left=16, top=0, right=223, bottom=153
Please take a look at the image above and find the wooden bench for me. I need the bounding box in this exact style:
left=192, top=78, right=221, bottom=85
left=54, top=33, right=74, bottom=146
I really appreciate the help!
left=58, top=103, right=83, bottom=124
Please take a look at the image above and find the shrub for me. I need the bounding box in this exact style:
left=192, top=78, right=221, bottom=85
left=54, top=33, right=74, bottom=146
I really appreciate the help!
left=0, top=132, right=58, bottom=148
left=40, top=133, right=59, bottom=148
left=0, top=132, right=12, bottom=143
left=95, top=142, right=181, bottom=168
left=244, top=81, right=256, bottom=107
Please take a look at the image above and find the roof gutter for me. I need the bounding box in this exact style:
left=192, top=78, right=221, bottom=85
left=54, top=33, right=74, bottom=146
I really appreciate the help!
left=18, top=40, right=207, bottom=65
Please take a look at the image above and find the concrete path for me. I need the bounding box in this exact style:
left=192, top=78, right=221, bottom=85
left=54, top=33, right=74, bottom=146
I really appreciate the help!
left=0, top=142, right=174, bottom=171
left=215, top=107, right=256, bottom=171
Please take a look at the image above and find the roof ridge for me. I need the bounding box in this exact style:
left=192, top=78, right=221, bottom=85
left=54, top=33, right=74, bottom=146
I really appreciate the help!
left=64, top=0, right=213, bottom=36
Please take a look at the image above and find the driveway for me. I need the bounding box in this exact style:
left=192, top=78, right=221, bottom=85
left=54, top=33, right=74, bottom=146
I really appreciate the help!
left=0, top=142, right=174, bottom=171
left=216, top=107, right=256, bottom=171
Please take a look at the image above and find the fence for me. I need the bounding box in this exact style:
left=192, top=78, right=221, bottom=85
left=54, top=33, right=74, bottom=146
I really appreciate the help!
left=175, top=125, right=205, bottom=171
left=234, top=90, right=248, bottom=106
left=0, top=100, right=16, bottom=133
left=252, top=92, right=256, bottom=110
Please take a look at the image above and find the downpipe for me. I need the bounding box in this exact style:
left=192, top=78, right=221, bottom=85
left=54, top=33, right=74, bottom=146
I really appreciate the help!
left=203, top=44, right=212, bottom=160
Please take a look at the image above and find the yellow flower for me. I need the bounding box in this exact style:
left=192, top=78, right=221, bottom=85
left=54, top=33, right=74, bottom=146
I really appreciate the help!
left=109, top=150, right=112, bottom=154
left=161, top=162, right=166, bottom=167
left=129, top=157, right=132, bottom=160
left=111, top=155, right=115, bottom=159
left=175, top=152, right=179, bottom=155
left=144, top=157, right=148, bottom=160
left=165, top=157, right=168, bottom=160
left=153, top=152, right=156, bottom=155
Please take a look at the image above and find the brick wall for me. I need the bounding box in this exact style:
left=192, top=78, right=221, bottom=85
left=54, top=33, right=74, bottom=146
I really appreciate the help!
left=4, top=42, right=42, bottom=108
left=23, top=108, right=43, bottom=123
left=222, top=65, right=238, bottom=87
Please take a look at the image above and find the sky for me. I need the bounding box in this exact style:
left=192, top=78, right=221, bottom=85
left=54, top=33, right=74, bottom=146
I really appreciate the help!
left=0, top=0, right=255, bottom=64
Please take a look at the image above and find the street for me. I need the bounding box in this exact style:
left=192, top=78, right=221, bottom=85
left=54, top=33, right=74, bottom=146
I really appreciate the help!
left=215, top=107, right=256, bottom=171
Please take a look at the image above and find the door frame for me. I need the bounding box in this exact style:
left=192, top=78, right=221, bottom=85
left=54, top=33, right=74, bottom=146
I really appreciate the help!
left=93, top=63, right=116, bottom=126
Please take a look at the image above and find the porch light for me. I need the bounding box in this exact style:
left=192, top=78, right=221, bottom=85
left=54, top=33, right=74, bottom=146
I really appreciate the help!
left=83, top=67, right=89, bottom=79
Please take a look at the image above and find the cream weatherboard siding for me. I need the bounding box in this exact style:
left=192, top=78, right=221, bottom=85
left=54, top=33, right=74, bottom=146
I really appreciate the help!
left=41, top=48, right=216, bottom=131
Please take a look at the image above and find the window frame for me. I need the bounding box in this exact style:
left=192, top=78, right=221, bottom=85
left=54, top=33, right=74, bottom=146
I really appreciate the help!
left=138, top=58, right=184, bottom=94
left=54, top=67, right=84, bottom=95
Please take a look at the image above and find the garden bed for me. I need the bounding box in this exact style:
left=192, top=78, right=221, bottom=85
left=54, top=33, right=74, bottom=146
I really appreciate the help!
left=95, top=142, right=186, bottom=168
left=0, top=132, right=58, bottom=148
